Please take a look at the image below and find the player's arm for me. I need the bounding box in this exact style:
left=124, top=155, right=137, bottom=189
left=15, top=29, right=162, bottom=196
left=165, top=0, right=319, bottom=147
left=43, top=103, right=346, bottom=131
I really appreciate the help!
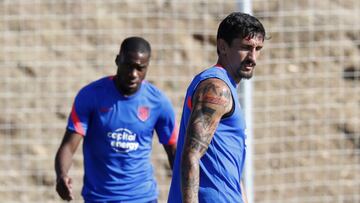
left=55, top=130, right=83, bottom=201
left=155, top=93, right=178, bottom=170
left=241, top=180, right=249, bottom=203
left=181, top=78, right=232, bottom=203
left=163, top=144, right=176, bottom=169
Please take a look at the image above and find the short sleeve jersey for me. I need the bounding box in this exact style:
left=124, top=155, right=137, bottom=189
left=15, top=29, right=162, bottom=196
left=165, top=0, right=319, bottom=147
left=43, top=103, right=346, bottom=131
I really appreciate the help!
left=67, top=76, right=177, bottom=203
left=168, top=66, right=247, bottom=203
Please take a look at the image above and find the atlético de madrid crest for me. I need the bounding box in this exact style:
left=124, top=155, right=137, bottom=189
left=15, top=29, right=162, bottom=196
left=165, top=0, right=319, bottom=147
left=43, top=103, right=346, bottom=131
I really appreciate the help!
left=137, top=106, right=150, bottom=121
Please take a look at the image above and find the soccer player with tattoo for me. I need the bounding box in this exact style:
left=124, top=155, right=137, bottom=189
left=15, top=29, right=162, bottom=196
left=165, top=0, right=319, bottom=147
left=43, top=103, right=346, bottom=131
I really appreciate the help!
left=168, top=12, right=266, bottom=203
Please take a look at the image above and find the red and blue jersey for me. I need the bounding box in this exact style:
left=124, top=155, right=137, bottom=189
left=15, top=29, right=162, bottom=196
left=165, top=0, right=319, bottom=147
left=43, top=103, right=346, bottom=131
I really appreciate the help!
left=168, top=65, right=247, bottom=203
left=67, top=76, right=177, bottom=203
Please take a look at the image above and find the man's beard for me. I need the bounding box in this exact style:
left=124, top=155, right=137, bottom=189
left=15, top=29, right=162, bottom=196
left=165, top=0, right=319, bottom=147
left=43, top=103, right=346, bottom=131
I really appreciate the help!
left=238, top=69, right=253, bottom=79
left=238, top=60, right=256, bottom=79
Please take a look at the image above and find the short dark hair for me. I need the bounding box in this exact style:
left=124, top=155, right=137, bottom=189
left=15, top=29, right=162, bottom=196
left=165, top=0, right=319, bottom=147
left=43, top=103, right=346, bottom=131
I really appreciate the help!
left=217, top=12, right=266, bottom=47
left=119, top=36, right=151, bottom=56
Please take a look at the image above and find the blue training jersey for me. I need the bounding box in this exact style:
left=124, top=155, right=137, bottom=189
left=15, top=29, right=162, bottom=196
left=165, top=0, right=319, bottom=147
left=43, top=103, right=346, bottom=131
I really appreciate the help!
left=67, top=76, right=177, bottom=203
left=168, top=65, right=247, bottom=203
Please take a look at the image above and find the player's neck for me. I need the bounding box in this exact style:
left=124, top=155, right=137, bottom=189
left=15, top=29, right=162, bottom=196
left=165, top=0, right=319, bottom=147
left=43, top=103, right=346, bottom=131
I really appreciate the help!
left=215, top=59, right=241, bottom=84
left=113, top=76, right=137, bottom=97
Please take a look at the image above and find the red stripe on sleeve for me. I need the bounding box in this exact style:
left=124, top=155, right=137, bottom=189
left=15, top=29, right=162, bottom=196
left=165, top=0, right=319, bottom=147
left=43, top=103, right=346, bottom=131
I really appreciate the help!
left=167, top=124, right=179, bottom=145
left=186, top=96, right=192, bottom=109
left=71, top=105, right=85, bottom=136
left=215, top=63, right=224, bottom=69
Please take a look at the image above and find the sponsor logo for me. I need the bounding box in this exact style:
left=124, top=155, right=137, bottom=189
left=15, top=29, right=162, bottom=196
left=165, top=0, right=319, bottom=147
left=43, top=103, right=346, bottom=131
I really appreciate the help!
left=107, top=128, right=139, bottom=153
left=137, top=106, right=150, bottom=121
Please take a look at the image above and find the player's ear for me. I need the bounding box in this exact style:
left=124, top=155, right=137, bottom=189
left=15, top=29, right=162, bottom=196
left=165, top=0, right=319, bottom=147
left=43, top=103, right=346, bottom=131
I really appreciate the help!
left=115, top=54, right=121, bottom=66
left=217, top=39, right=227, bottom=55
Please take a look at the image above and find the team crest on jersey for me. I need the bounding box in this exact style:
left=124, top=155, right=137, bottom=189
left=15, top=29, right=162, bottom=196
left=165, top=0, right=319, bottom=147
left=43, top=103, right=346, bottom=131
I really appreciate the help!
left=137, top=106, right=150, bottom=121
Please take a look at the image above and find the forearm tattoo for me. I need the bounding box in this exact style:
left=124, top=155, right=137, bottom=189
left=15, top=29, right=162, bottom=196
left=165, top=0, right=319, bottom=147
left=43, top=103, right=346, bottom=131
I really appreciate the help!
left=181, top=79, right=232, bottom=203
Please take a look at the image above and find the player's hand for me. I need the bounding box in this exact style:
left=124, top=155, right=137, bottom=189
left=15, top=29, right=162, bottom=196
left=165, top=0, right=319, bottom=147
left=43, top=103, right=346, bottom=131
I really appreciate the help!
left=56, top=175, right=74, bottom=201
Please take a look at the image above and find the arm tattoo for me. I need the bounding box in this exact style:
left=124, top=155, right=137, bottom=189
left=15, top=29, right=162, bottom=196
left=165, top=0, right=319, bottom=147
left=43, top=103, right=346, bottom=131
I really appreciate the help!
left=181, top=156, right=200, bottom=202
left=181, top=79, right=232, bottom=203
left=192, top=106, right=215, bottom=131
left=203, top=96, right=228, bottom=105
left=188, top=134, right=210, bottom=153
